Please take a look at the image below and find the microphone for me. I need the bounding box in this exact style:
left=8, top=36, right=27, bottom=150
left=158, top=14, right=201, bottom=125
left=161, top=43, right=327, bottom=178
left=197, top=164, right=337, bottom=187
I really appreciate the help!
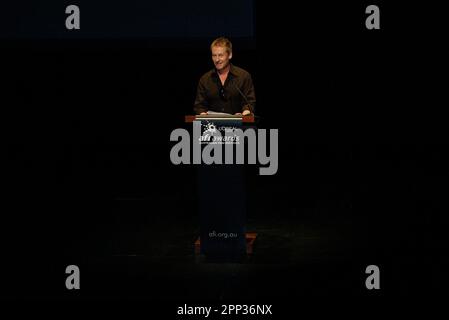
left=231, top=79, right=254, bottom=114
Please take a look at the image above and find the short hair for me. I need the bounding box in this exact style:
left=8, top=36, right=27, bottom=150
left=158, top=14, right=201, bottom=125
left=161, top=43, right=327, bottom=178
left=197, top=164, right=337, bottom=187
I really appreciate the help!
left=210, top=37, right=232, bottom=55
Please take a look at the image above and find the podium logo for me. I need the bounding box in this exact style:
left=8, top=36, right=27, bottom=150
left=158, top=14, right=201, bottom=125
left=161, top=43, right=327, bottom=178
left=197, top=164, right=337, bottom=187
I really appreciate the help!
left=170, top=121, right=278, bottom=175
left=203, top=122, right=218, bottom=134
left=200, top=121, right=240, bottom=144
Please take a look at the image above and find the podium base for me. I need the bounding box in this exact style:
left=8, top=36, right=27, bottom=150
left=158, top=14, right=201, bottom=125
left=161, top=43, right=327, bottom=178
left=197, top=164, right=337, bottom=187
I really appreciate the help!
left=194, top=232, right=257, bottom=255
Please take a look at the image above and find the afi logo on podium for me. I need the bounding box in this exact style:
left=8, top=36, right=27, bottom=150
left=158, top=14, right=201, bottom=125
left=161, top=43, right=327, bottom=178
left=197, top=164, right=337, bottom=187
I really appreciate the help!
left=199, top=121, right=240, bottom=144
left=170, top=121, right=279, bottom=176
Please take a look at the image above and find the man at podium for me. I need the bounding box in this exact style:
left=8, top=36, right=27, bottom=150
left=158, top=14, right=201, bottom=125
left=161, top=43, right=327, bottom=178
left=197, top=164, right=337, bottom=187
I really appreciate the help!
left=192, top=37, right=256, bottom=261
left=194, top=37, right=256, bottom=116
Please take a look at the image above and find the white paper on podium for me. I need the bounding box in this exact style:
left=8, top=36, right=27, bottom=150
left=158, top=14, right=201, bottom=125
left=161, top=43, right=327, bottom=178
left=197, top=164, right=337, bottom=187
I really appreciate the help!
left=196, top=111, right=242, bottom=120
left=206, top=111, right=233, bottom=115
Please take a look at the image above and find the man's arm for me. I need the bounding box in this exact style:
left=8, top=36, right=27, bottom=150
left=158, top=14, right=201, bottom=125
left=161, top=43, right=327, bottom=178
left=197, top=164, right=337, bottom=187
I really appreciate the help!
left=194, top=79, right=209, bottom=115
left=241, top=74, right=256, bottom=114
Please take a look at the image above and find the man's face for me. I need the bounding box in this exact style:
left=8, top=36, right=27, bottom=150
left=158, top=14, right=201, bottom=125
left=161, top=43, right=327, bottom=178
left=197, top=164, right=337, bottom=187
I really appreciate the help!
left=211, top=45, right=232, bottom=71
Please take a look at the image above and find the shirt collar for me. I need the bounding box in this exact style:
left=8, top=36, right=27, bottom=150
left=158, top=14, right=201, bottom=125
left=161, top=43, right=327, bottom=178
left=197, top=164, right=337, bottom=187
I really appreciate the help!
left=213, top=63, right=238, bottom=77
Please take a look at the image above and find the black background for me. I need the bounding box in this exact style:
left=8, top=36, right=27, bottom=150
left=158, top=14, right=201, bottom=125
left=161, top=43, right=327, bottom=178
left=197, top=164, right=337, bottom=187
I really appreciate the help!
left=1, top=0, right=255, bottom=38
left=2, top=0, right=448, bottom=307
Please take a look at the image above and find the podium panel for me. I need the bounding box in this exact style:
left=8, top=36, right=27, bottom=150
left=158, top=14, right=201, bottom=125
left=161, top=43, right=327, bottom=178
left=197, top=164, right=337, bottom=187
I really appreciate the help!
left=188, top=115, right=254, bottom=259
left=198, top=163, right=247, bottom=257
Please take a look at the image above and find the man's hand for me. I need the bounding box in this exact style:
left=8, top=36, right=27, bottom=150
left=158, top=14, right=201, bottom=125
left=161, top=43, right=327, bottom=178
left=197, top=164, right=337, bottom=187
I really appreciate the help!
left=200, top=112, right=208, bottom=115
left=235, top=110, right=251, bottom=116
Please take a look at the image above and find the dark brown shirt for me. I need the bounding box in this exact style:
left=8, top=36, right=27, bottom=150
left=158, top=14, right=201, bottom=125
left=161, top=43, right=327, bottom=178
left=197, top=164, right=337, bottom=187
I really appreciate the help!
left=194, top=64, right=256, bottom=114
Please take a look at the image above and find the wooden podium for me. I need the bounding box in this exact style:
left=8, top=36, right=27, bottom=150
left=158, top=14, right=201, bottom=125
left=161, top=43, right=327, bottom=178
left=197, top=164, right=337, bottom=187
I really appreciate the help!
left=185, top=114, right=257, bottom=260
left=185, top=114, right=255, bottom=123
